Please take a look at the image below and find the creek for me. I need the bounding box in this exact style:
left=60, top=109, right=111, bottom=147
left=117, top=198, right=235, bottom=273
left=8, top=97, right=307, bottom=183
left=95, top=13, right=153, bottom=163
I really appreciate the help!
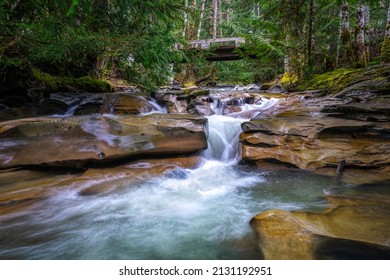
left=0, top=91, right=382, bottom=260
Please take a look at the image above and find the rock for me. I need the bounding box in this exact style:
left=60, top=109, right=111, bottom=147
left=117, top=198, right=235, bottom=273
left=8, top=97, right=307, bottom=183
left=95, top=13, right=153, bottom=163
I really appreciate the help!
left=268, top=85, right=284, bottom=93
left=240, top=115, right=390, bottom=172
left=0, top=114, right=207, bottom=168
left=73, top=94, right=105, bottom=115
left=0, top=156, right=201, bottom=215
left=155, top=89, right=210, bottom=114
left=188, top=96, right=214, bottom=116
left=250, top=196, right=390, bottom=259
left=100, top=93, right=157, bottom=115
left=79, top=156, right=201, bottom=195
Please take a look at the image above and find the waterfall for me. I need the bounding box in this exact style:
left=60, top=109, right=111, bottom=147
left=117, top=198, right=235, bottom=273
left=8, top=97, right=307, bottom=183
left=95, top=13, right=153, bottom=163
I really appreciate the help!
left=202, top=115, right=246, bottom=161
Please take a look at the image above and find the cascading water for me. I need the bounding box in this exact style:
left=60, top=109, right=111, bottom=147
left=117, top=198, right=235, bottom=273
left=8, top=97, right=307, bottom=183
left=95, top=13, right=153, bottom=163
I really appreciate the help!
left=0, top=93, right=340, bottom=260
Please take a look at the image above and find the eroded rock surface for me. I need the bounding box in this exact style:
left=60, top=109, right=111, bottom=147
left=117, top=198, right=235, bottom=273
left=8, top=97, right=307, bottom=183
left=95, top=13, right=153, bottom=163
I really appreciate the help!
left=241, top=115, right=390, bottom=171
left=0, top=114, right=207, bottom=168
left=0, top=157, right=201, bottom=216
left=250, top=196, right=390, bottom=260
left=240, top=90, right=390, bottom=175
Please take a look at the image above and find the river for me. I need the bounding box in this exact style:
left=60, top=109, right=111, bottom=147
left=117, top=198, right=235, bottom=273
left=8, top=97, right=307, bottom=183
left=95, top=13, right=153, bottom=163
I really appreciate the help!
left=0, top=93, right=356, bottom=260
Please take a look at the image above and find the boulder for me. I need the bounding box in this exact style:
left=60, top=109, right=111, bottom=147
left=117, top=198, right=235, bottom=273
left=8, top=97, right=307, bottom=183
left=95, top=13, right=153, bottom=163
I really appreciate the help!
left=154, top=89, right=210, bottom=114
left=0, top=114, right=207, bottom=168
left=250, top=196, right=390, bottom=259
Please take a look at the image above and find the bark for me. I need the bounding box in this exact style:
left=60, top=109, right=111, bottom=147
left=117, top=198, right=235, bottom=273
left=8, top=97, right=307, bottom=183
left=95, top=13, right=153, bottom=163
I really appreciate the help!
left=284, top=34, right=291, bottom=73
left=381, top=3, right=390, bottom=63
left=363, top=5, right=371, bottom=61
left=307, top=0, right=314, bottom=68
left=196, top=0, right=206, bottom=40
left=340, top=2, right=354, bottom=66
left=183, top=0, right=188, bottom=38
left=219, top=0, right=223, bottom=38
left=188, top=0, right=197, bottom=39
left=212, top=0, right=218, bottom=40
left=355, top=5, right=367, bottom=67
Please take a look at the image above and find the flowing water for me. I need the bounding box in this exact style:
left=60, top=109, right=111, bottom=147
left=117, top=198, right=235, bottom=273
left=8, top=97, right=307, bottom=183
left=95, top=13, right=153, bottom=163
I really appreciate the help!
left=0, top=95, right=354, bottom=260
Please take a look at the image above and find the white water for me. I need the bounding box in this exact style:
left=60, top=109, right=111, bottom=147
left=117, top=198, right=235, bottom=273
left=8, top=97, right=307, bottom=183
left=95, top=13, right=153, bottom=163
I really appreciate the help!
left=0, top=95, right=337, bottom=260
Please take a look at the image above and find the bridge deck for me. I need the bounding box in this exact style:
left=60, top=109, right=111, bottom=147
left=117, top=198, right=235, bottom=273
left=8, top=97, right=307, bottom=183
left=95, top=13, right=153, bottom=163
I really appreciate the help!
left=188, top=37, right=245, bottom=49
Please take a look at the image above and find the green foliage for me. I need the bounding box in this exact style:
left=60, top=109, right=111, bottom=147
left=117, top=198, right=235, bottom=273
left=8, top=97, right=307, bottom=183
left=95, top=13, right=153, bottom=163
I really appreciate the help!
left=0, top=0, right=184, bottom=91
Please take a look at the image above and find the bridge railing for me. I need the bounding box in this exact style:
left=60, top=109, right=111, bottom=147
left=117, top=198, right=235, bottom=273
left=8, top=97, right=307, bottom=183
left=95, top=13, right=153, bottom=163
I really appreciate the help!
left=188, top=37, right=245, bottom=49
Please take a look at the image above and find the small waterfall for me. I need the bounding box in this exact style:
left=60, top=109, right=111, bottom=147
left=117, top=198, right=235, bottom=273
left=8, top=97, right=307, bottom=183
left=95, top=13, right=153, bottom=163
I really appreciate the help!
left=140, top=98, right=167, bottom=115
left=203, top=115, right=247, bottom=161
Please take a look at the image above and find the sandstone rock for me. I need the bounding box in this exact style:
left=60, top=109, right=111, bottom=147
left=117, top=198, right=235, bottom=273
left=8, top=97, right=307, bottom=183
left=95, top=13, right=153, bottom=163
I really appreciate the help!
left=100, top=93, right=157, bottom=115
left=0, top=157, right=201, bottom=216
left=154, top=89, right=210, bottom=114
left=240, top=115, right=390, bottom=173
left=250, top=196, right=390, bottom=259
left=0, top=114, right=207, bottom=168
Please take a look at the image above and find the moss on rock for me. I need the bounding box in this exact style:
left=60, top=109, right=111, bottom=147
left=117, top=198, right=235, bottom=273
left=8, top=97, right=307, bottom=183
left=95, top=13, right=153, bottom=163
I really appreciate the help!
left=295, top=65, right=390, bottom=95
left=32, top=68, right=113, bottom=93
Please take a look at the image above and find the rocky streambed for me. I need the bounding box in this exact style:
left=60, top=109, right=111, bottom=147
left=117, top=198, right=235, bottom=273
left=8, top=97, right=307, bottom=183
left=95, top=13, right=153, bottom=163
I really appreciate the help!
left=0, top=66, right=390, bottom=259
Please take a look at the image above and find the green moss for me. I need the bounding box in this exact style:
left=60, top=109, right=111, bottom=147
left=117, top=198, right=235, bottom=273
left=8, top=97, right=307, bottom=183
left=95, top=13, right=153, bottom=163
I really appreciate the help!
left=63, top=76, right=113, bottom=93
left=381, top=37, right=390, bottom=64
left=32, top=67, right=58, bottom=91
left=280, top=72, right=298, bottom=87
left=31, top=68, right=113, bottom=93
left=295, top=65, right=390, bottom=95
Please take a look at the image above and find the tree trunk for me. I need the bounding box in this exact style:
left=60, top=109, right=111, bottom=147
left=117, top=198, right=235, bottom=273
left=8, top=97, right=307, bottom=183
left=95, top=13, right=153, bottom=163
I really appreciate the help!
left=189, top=0, right=197, bottom=39
left=183, top=0, right=188, bottom=38
left=340, top=2, right=354, bottom=66
left=355, top=5, right=366, bottom=67
left=284, top=34, right=291, bottom=73
left=212, top=0, right=218, bottom=40
left=307, top=0, right=314, bottom=69
left=363, top=4, right=371, bottom=61
left=381, top=3, right=390, bottom=63
left=196, top=0, right=206, bottom=40
left=219, top=0, right=223, bottom=38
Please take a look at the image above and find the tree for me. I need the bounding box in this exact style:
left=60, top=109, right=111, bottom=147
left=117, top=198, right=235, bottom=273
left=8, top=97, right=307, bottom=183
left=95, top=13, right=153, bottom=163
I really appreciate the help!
left=381, top=2, right=390, bottom=63
left=0, top=0, right=186, bottom=91
left=355, top=4, right=367, bottom=66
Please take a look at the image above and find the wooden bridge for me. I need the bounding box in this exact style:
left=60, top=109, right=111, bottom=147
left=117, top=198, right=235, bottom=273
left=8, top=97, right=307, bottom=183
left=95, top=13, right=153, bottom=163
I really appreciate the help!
left=186, top=37, right=249, bottom=61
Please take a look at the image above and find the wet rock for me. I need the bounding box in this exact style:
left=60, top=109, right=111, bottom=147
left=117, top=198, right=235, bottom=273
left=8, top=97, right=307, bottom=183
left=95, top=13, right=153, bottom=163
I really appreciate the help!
left=250, top=196, right=390, bottom=259
left=0, top=157, right=201, bottom=215
left=188, top=96, right=214, bottom=116
left=268, top=85, right=284, bottom=93
left=78, top=156, right=201, bottom=195
left=154, top=89, right=210, bottom=114
left=100, top=93, right=157, bottom=115
left=240, top=115, right=390, bottom=173
left=0, top=114, right=207, bottom=168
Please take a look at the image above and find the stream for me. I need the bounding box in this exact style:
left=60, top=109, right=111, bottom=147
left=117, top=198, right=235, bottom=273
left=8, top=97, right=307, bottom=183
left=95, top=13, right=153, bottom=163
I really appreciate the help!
left=0, top=93, right=367, bottom=260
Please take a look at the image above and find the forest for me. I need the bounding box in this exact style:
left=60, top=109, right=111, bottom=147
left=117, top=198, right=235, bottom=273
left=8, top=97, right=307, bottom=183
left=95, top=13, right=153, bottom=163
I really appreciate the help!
left=0, top=0, right=390, bottom=93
